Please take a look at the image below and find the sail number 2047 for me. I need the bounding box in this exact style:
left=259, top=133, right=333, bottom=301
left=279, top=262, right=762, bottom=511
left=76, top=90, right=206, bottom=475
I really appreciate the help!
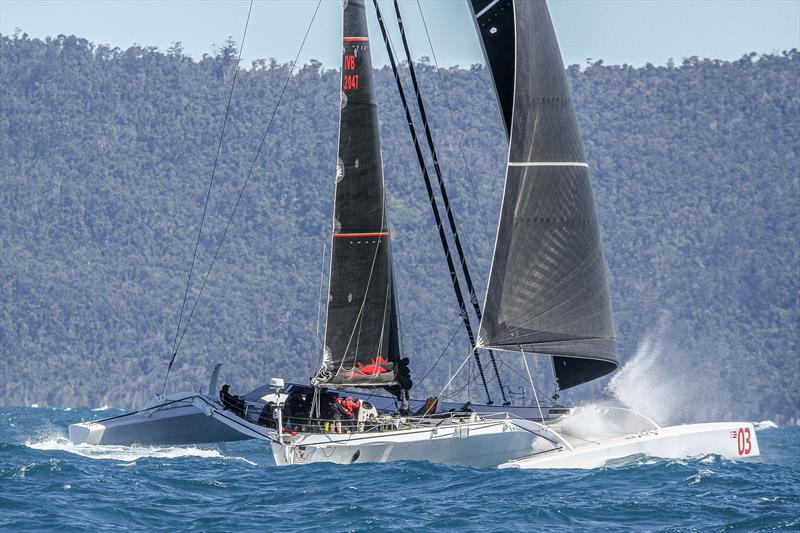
left=736, top=427, right=752, bottom=455
left=343, top=75, right=359, bottom=91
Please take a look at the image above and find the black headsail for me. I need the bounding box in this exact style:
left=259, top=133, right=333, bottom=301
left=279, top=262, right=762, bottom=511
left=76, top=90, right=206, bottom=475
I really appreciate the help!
left=314, top=0, right=401, bottom=388
left=469, top=0, right=618, bottom=390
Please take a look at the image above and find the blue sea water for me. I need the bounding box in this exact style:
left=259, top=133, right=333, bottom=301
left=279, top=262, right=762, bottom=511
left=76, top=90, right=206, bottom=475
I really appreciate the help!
left=1, top=407, right=798, bottom=531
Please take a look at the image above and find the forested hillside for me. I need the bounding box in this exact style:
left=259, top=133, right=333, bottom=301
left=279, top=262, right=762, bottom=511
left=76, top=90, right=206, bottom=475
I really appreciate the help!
left=1, top=33, right=797, bottom=423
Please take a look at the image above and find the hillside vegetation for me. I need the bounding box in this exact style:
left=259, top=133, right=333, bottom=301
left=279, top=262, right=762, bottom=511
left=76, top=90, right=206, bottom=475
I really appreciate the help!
left=1, top=33, right=797, bottom=423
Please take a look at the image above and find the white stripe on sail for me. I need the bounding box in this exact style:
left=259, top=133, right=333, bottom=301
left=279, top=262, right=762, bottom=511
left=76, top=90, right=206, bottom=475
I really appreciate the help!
left=508, top=161, right=588, bottom=167
left=475, top=0, right=501, bottom=19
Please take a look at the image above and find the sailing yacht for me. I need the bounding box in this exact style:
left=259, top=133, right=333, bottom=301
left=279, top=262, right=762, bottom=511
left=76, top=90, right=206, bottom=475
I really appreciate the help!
left=71, top=0, right=761, bottom=468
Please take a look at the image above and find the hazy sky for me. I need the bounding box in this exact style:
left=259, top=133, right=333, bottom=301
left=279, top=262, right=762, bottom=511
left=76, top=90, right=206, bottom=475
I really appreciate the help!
left=2, top=0, right=798, bottom=68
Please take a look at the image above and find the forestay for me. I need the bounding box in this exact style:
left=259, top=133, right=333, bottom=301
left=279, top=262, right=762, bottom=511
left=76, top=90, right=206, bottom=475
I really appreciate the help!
left=470, top=0, right=618, bottom=389
left=315, top=0, right=401, bottom=387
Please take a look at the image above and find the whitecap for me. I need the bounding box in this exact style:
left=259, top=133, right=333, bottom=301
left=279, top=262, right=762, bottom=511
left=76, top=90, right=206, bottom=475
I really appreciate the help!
left=226, top=455, right=258, bottom=466
left=687, top=467, right=714, bottom=485
left=754, top=420, right=778, bottom=431
left=91, top=405, right=111, bottom=412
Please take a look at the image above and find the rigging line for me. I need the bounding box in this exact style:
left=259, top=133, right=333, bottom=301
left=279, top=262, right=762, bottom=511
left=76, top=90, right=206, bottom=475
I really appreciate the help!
left=372, top=0, right=492, bottom=405
left=521, top=347, right=545, bottom=421
left=168, top=0, right=323, bottom=370
left=414, top=0, right=494, bottom=249
left=394, top=0, right=508, bottom=405
left=164, top=0, right=254, bottom=394
left=494, top=356, right=554, bottom=405
left=313, top=242, right=327, bottom=373
left=412, top=3, right=490, bottom=287
left=440, top=379, right=469, bottom=400
left=411, top=318, right=463, bottom=392
left=433, top=348, right=474, bottom=403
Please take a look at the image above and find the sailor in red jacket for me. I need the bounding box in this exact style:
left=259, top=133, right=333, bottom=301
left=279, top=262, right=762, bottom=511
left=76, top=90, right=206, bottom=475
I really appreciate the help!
left=342, top=396, right=360, bottom=416
left=333, top=396, right=361, bottom=432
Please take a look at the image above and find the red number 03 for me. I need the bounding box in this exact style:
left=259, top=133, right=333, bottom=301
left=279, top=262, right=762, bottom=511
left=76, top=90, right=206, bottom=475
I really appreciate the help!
left=737, top=427, right=752, bottom=455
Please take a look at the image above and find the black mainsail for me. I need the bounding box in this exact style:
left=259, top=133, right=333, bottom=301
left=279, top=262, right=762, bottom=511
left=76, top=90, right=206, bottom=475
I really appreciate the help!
left=470, top=0, right=618, bottom=390
left=315, top=0, right=400, bottom=388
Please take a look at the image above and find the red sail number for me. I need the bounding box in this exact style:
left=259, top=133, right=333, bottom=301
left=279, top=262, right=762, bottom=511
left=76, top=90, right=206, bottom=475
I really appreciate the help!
left=736, top=427, right=752, bottom=455
left=343, top=55, right=355, bottom=71
left=343, top=74, right=359, bottom=91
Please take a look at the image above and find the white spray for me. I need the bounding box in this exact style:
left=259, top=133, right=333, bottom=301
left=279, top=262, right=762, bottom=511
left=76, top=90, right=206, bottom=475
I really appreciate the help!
left=604, top=321, right=738, bottom=426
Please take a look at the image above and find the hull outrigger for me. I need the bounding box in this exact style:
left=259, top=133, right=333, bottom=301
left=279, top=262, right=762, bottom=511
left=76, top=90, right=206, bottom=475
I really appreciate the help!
left=500, top=407, right=760, bottom=469
left=67, top=392, right=257, bottom=446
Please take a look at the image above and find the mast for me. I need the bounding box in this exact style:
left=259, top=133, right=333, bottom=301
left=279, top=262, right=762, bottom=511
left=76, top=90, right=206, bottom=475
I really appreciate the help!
left=469, top=0, right=618, bottom=390
left=314, top=0, right=402, bottom=388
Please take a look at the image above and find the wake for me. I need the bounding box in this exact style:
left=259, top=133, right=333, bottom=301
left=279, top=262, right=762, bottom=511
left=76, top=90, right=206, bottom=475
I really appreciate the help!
left=26, top=438, right=225, bottom=462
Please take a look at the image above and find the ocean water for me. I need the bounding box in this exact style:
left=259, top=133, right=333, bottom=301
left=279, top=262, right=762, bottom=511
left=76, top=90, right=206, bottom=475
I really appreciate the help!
left=1, top=407, right=798, bottom=531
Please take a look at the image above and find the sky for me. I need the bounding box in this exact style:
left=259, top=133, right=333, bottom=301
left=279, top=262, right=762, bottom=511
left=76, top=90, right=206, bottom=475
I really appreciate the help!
left=1, top=0, right=798, bottom=68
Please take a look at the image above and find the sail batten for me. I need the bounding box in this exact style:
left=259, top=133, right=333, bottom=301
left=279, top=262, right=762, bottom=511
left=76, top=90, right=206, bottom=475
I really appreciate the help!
left=508, top=162, right=588, bottom=167
left=470, top=0, right=618, bottom=390
left=315, top=0, right=399, bottom=388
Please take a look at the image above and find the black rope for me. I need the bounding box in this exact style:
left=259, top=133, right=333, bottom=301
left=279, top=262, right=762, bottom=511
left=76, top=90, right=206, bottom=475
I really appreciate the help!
left=414, top=0, right=493, bottom=247
left=372, top=0, right=492, bottom=405
left=162, top=0, right=323, bottom=393
left=393, top=0, right=508, bottom=405
left=163, top=0, right=254, bottom=395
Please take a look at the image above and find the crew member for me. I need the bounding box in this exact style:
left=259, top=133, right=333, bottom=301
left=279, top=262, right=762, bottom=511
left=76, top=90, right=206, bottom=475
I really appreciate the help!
left=219, top=384, right=246, bottom=417
left=335, top=395, right=360, bottom=431
left=330, top=396, right=346, bottom=434
left=285, top=388, right=307, bottom=431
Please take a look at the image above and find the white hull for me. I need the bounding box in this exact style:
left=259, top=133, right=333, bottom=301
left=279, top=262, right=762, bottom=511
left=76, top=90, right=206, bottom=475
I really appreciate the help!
left=69, top=387, right=762, bottom=472
left=501, top=421, right=760, bottom=469
left=272, top=417, right=541, bottom=468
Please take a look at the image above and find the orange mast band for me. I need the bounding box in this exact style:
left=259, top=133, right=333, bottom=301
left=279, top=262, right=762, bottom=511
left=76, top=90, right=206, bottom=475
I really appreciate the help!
left=343, top=37, right=369, bottom=41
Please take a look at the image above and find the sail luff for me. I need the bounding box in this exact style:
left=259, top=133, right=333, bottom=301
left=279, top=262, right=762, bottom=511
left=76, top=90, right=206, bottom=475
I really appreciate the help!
left=470, top=0, right=618, bottom=389
left=315, top=0, right=399, bottom=387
